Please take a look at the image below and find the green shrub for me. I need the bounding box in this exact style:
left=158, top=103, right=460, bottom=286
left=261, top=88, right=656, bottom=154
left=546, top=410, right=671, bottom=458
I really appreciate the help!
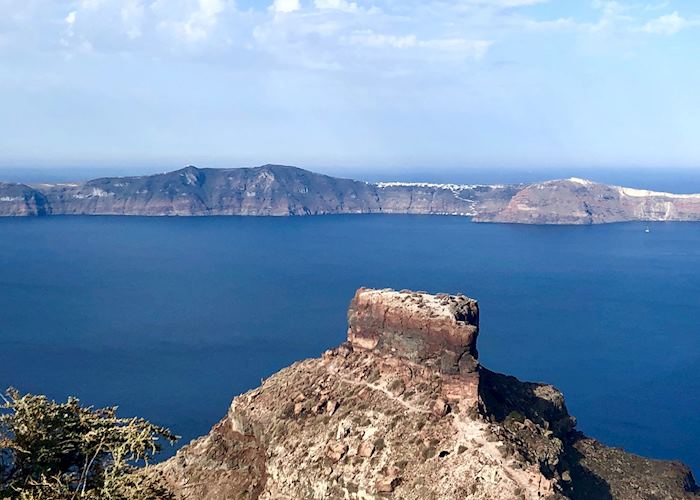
left=0, top=388, right=178, bottom=499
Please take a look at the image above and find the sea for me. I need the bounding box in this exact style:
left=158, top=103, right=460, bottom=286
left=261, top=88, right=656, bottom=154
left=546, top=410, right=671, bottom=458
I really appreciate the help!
left=0, top=167, right=699, bottom=474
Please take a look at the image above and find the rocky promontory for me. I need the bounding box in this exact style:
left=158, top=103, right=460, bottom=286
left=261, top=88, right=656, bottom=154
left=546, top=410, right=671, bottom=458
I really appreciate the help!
left=472, top=178, right=700, bottom=225
left=157, top=288, right=698, bottom=499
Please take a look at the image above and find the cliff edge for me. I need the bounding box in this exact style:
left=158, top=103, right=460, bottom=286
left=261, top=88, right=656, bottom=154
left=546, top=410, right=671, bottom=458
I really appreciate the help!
left=4, top=166, right=700, bottom=224
left=472, top=178, right=700, bottom=224
left=157, top=288, right=697, bottom=499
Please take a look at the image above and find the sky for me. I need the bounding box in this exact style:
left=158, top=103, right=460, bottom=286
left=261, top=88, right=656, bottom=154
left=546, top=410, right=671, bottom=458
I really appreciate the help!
left=1, top=0, right=700, bottom=172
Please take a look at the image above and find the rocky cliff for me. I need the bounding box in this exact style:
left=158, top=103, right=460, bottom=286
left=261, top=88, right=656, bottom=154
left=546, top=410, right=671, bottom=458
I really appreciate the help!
left=0, top=165, right=516, bottom=217
left=0, top=182, right=51, bottom=216
left=472, top=178, right=700, bottom=224
left=2, top=165, right=700, bottom=224
left=156, top=288, right=698, bottom=500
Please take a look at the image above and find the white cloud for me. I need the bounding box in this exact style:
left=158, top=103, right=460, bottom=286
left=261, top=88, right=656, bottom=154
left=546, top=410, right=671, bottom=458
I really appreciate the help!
left=643, top=1, right=670, bottom=12
left=540, top=0, right=689, bottom=37
left=80, top=0, right=234, bottom=44
left=179, top=0, right=229, bottom=41
left=457, top=0, right=548, bottom=6
left=586, top=0, right=634, bottom=32
left=120, top=0, right=145, bottom=39
left=146, top=0, right=234, bottom=43
left=2, top=0, right=699, bottom=75
left=488, top=0, right=548, bottom=5
left=506, top=14, right=578, bottom=32
left=422, top=39, right=493, bottom=59
left=79, top=0, right=107, bottom=8
left=642, top=11, right=698, bottom=35
left=63, top=10, right=77, bottom=41
left=270, top=0, right=300, bottom=13
left=344, top=31, right=417, bottom=48
left=314, top=0, right=359, bottom=12
left=342, top=30, right=492, bottom=59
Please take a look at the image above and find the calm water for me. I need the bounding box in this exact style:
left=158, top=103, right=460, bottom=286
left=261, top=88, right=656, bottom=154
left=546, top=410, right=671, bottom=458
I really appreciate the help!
left=0, top=215, right=699, bottom=472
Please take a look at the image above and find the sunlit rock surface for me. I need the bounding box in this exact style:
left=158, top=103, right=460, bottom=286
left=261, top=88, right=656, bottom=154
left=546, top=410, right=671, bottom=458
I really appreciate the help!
left=472, top=178, right=700, bottom=224
left=157, top=288, right=698, bottom=499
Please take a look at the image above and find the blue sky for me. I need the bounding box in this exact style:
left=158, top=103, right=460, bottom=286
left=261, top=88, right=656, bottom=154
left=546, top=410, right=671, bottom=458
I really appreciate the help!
left=1, top=0, right=699, bottom=171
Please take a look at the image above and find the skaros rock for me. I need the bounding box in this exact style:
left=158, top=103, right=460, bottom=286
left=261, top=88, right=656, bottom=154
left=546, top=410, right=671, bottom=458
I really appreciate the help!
left=157, top=288, right=698, bottom=499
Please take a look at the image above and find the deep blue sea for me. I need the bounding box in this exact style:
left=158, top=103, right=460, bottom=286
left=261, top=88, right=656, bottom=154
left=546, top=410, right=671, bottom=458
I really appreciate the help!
left=1, top=215, right=699, bottom=474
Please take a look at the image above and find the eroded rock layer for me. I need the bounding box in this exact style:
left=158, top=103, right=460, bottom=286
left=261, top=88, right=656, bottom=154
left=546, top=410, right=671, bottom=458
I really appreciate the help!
left=347, top=288, right=479, bottom=376
left=157, top=288, right=697, bottom=499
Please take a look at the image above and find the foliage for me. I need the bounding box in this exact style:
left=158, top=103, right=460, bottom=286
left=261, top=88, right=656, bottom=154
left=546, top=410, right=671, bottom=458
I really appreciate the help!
left=0, top=388, right=178, bottom=499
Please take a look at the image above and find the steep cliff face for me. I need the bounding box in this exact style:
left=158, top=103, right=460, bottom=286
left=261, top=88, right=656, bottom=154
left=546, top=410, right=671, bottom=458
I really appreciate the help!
left=372, top=183, right=519, bottom=217
left=3, top=165, right=700, bottom=223
left=0, top=182, right=50, bottom=216
left=473, top=178, right=700, bottom=224
left=0, top=165, right=516, bottom=217
left=157, top=288, right=698, bottom=500
left=40, top=165, right=382, bottom=216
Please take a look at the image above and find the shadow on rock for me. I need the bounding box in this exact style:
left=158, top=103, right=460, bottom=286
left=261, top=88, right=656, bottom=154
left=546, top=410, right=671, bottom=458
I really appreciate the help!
left=478, top=368, right=614, bottom=499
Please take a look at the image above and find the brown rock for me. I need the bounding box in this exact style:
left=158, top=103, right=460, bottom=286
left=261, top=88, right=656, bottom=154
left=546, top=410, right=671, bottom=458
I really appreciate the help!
left=326, top=400, right=338, bottom=416
left=358, top=441, right=375, bottom=458
left=347, top=288, right=481, bottom=408
left=376, top=475, right=401, bottom=493
left=347, top=288, right=479, bottom=376
left=431, top=398, right=449, bottom=417
left=156, top=287, right=700, bottom=500
left=388, top=379, right=405, bottom=397
left=473, top=177, right=700, bottom=225
left=325, top=441, right=348, bottom=462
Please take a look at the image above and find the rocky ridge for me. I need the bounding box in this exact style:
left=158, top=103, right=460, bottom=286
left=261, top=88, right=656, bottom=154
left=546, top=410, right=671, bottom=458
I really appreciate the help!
left=157, top=288, right=698, bottom=499
left=0, top=165, right=517, bottom=218
left=3, top=165, right=700, bottom=224
left=472, top=178, right=700, bottom=224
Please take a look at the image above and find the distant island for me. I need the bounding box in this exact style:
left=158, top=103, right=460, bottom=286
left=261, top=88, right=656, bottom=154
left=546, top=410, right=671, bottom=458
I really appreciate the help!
left=2, top=164, right=700, bottom=224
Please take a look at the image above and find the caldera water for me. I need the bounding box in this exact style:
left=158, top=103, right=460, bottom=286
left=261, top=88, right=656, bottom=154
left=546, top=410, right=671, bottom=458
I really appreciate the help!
left=0, top=215, right=698, bottom=472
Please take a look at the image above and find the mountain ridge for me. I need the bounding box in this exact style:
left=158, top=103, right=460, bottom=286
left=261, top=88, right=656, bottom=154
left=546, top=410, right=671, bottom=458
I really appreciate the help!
left=2, top=164, right=700, bottom=224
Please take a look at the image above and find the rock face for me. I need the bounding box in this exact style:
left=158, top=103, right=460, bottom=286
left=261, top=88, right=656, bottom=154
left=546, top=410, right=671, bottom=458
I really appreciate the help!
left=347, top=288, right=479, bottom=376
left=0, top=165, right=516, bottom=218
left=472, top=178, right=700, bottom=224
left=157, top=288, right=698, bottom=500
left=4, top=166, right=700, bottom=224
left=0, top=182, right=50, bottom=216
